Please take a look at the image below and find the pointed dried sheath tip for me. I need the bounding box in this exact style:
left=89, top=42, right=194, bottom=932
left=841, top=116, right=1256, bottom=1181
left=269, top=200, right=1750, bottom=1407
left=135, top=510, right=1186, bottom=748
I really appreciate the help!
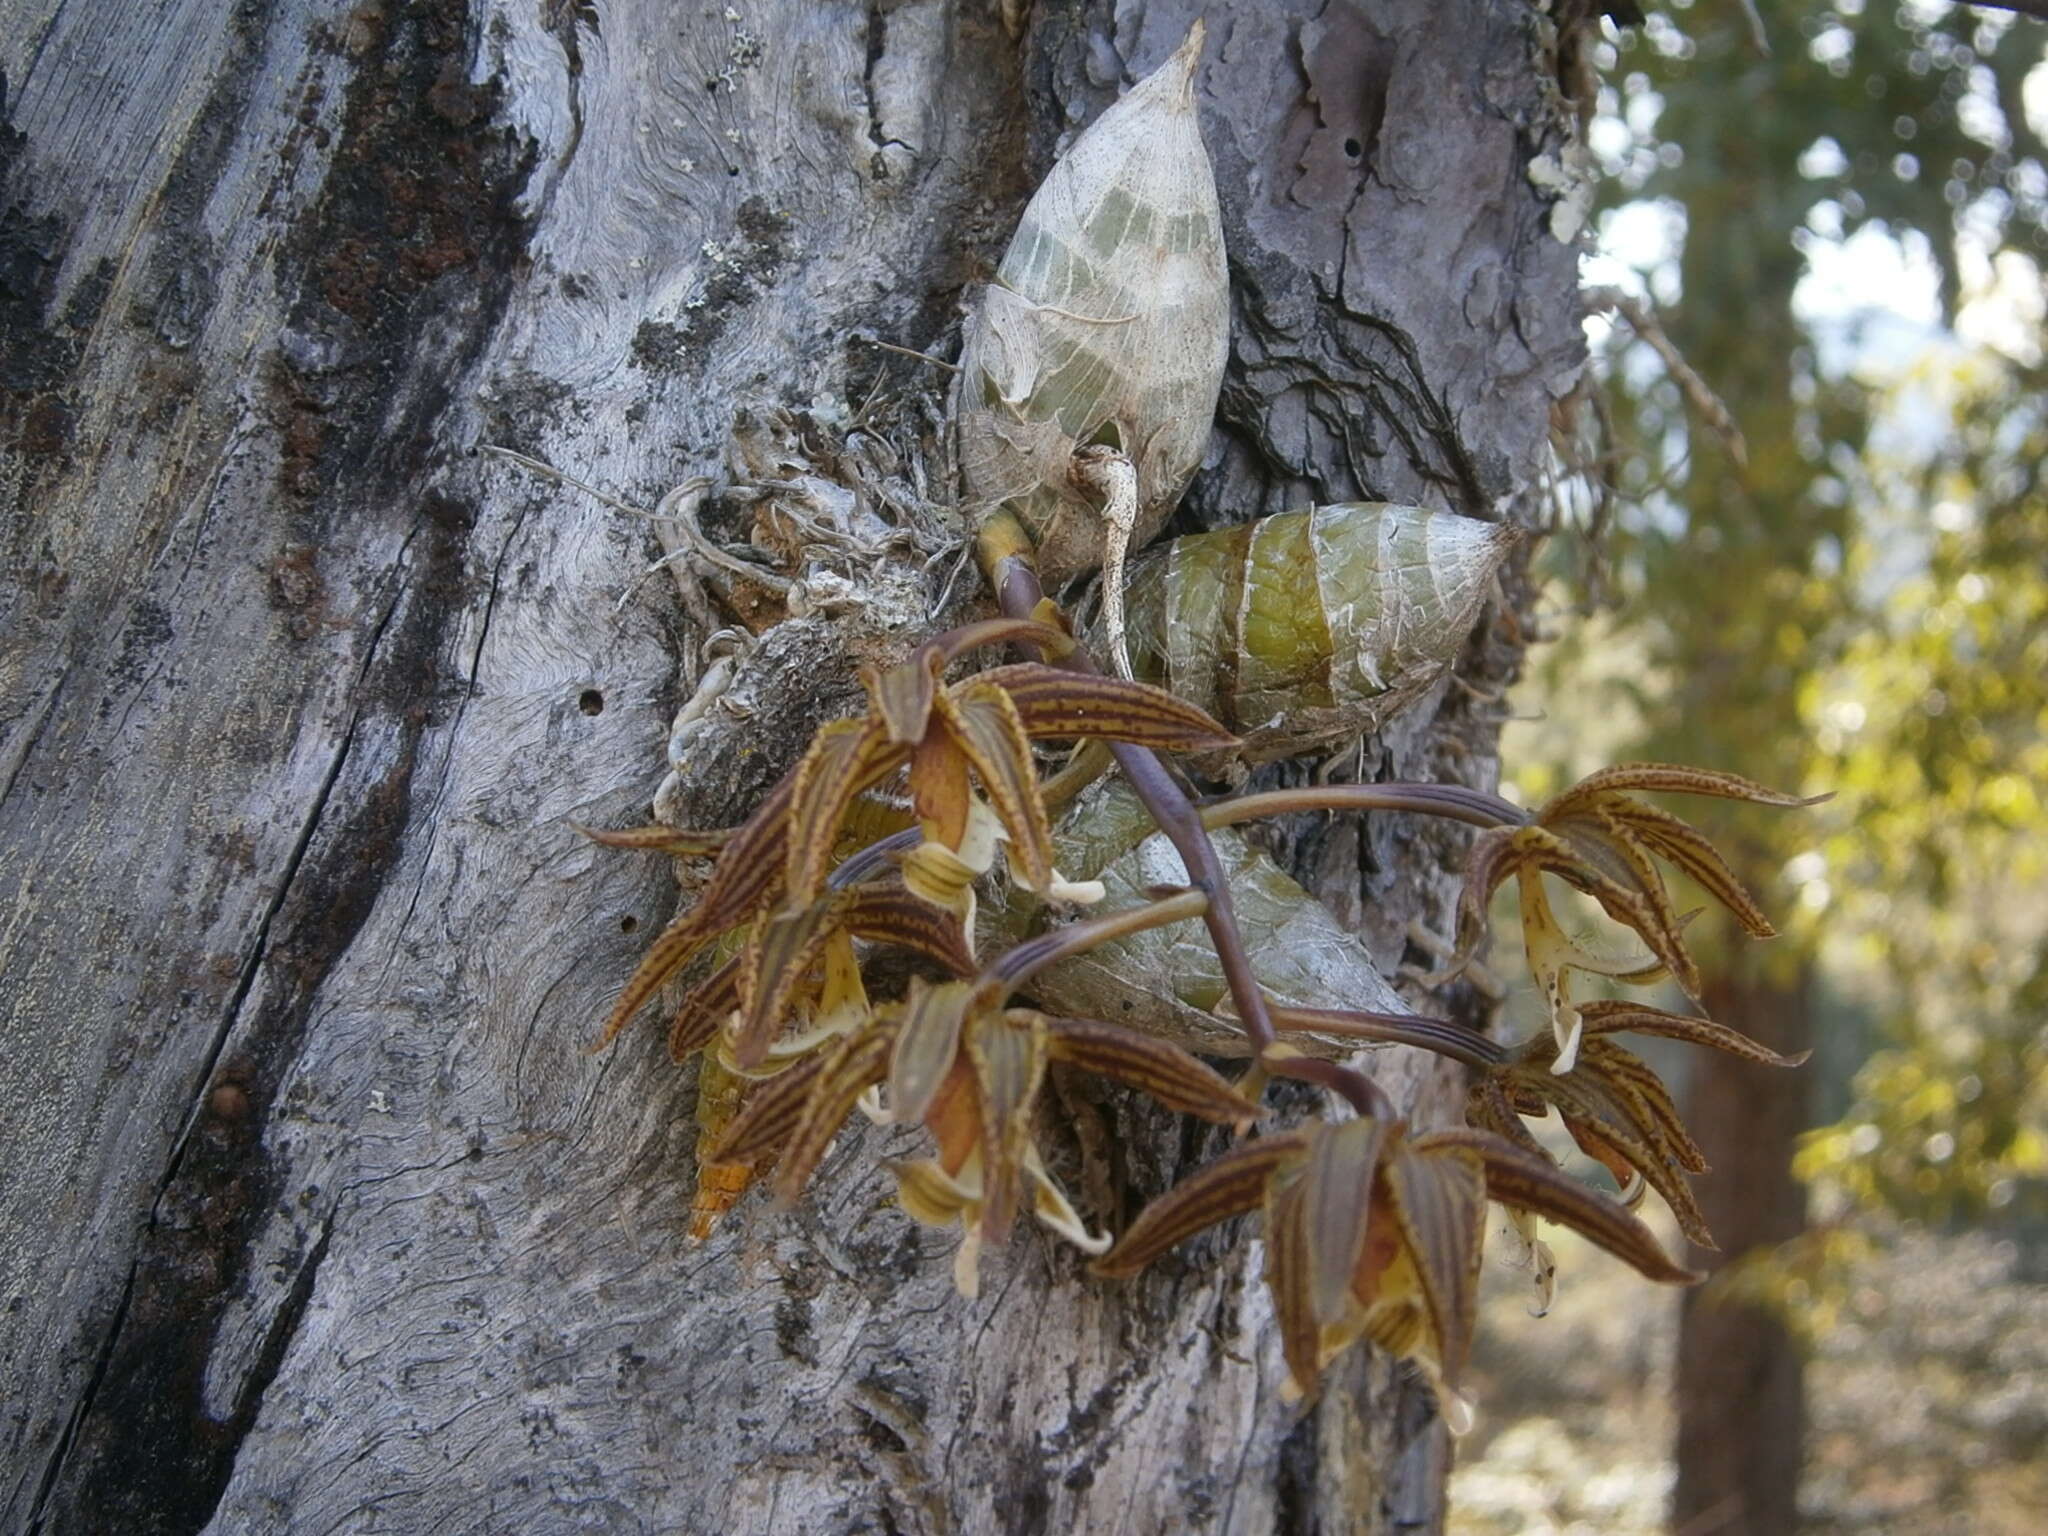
left=956, top=21, right=1229, bottom=587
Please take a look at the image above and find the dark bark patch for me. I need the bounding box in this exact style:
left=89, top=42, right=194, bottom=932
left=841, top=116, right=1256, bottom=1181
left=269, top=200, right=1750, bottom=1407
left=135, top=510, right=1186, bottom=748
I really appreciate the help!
left=270, top=0, right=536, bottom=508
left=664, top=197, right=792, bottom=364
left=104, top=599, right=175, bottom=702
left=631, top=319, right=690, bottom=374
left=126, top=0, right=275, bottom=356
left=997, top=1442, right=1054, bottom=1536
left=264, top=544, right=331, bottom=643
left=40, top=492, right=475, bottom=1535
left=1271, top=1407, right=1321, bottom=1535
left=774, top=1295, right=817, bottom=1364
left=0, top=94, right=115, bottom=404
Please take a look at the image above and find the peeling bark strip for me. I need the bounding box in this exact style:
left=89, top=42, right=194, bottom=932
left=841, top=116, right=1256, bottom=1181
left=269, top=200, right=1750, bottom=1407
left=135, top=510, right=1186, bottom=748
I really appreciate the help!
left=0, top=2, right=1586, bottom=1532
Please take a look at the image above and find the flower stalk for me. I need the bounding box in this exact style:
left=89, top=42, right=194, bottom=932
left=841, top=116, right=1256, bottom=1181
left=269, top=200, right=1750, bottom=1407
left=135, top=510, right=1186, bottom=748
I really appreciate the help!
left=1200, top=783, right=1528, bottom=834
left=980, top=509, right=1397, bottom=1122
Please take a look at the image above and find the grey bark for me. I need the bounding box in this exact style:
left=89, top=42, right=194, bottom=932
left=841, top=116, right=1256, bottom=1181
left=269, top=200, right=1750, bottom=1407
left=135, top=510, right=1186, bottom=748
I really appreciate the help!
left=0, top=2, right=1586, bottom=1532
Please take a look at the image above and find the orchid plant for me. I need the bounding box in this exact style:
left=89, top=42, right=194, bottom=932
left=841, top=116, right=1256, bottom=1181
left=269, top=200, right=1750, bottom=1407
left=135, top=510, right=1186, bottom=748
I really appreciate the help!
left=578, top=23, right=1822, bottom=1426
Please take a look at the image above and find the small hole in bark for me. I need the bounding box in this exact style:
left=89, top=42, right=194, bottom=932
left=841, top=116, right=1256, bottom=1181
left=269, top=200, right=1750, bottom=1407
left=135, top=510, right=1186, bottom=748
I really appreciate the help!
left=1343, top=137, right=1362, bottom=160
left=579, top=689, right=605, bottom=716
left=619, top=915, right=639, bottom=934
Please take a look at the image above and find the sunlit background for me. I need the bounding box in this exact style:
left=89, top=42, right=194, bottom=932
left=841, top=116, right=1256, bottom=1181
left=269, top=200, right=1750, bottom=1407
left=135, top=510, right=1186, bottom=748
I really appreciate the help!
left=1446, top=3, right=2048, bottom=1531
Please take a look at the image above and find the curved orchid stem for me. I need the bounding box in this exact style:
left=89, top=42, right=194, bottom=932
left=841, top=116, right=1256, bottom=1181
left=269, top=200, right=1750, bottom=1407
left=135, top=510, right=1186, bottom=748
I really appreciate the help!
left=979, top=511, right=1397, bottom=1123
left=1270, top=1005, right=1508, bottom=1070
left=982, top=888, right=1210, bottom=1000
left=827, top=827, right=925, bottom=889
left=1201, top=784, right=1528, bottom=833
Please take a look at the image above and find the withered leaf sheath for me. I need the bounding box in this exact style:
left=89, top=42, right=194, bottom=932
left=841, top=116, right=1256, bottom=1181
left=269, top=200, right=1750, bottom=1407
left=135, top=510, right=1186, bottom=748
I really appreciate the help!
left=955, top=22, right=1229, bottom=587
left=1119, top=504, right=1519, bottom=762
left=985, top=779, right=1412, bottom=1057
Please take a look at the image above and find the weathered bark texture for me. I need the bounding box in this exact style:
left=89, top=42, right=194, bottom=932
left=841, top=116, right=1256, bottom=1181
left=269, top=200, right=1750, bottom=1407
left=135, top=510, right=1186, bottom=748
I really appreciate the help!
left=1674, top=966, right=1814, bottom=1536
left=0, top=2, right=1585, bottom=1531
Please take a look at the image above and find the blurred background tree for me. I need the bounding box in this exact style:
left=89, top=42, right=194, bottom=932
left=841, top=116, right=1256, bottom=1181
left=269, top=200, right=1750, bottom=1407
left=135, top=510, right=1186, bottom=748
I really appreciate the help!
left=1494, top=2, right=2048, bottom=1530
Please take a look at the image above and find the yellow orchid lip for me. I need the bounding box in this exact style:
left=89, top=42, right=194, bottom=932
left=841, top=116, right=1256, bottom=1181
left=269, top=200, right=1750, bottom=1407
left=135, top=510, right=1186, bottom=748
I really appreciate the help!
left=890, top=1143, right=1108, bottom=1297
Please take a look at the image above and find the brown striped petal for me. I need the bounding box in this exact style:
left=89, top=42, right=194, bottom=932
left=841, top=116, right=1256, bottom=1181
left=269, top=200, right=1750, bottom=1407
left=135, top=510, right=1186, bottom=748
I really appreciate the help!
left=843, top=884, right=978, bottom=976
left=1562, top=1114, right=1712, bottom=1246
left=1414, top=1128, right=1697, bottom=1284
left=978, top=663, right=1239, bottom=752
left=1576, top=1000, right=1811, bottom=1067
left=593, top=784, right=794, bottom=1049
left=594, top=907, right=730, bottom=1052
left=1041, top=1016, right=1259, bottom=1124
left=575, top=822, right=736, bottom=856
left=773, top=1024, right=895, bottom=1202
left=1539, top=820, right=1698, bottom=994
left=1521, top=1037, right=1696, bottom=1165
left=1465, top=1074, right=1553, bottom=1162
left=1089, top=1138, right=1310, bottom=1277
left=732, top=895, right=848, bottom=1068
left=1455, top=826, right=1521, bottom=955
left=1382, top=1141, right=1487, bottom=1385
left=1557, top=762, right=1827, bottom=810
left=1264, top=1167, right=1322, bottom=1399
left=865, top=648, right=943, bottom=746
left=1602, top=798, right=1779, bottom=939
left=1514, top=1049, right=1714, bottom=1244
left=712, top=1052, right=828, bottom=1164
left=888, top=979, right=974, bottom=1126
left=968, top=1012, right=1048, bottom=1241
left=786, top=718, right=905, bottom=906
left=669, top=956, right=742, bottom=1061
left=1302, top=1117, right=1391, bottom=1327
left=938, top=681, right=1056, bottom=895
left=909, top=729, right=975, bottom=852
left=1581, top=1040, right=1711, bottom=1173
left=1092, top=1132, right=1312, bottom=1279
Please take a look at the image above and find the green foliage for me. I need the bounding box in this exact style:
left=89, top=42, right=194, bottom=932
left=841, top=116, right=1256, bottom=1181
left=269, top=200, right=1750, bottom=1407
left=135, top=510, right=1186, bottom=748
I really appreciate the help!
left=1543, top=1, right=2048, bottom=1231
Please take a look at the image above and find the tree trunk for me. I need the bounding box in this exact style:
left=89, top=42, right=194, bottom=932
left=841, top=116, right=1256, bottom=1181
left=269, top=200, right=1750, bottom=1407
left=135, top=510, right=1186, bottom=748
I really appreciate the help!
left=1673, top=964, right=1814, bottom=1536
left=0, top=2, right=1586, bottom=1531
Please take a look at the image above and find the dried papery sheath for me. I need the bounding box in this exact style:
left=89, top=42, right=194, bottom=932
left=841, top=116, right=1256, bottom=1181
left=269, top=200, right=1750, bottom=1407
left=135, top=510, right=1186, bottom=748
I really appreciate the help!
left=955, top=22, right=1228, bottom=588
left=1120, top=504, right=1518, bottom=762
left=986, top=781, right=1409, bottom=1056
